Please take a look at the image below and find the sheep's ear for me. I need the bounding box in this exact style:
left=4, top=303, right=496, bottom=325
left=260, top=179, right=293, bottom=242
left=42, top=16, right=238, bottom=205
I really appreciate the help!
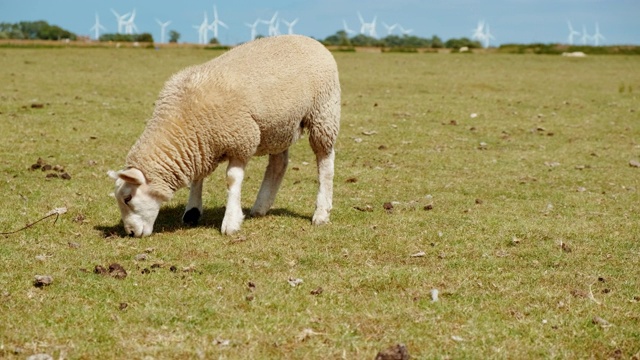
left=117, top=168, right=146, bottom=185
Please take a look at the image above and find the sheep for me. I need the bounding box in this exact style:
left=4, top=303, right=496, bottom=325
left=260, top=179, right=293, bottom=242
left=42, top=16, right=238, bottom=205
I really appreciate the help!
left=108, top=35, right=340, bottom=237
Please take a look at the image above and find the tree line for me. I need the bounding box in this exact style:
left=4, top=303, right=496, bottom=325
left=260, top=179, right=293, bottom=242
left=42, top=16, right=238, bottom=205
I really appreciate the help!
left=321, top=30, right=483, bottom=49
left=0, top=21, right=76, bottom=40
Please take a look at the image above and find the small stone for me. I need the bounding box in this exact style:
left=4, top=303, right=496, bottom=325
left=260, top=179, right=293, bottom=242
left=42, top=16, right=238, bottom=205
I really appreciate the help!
left=431, top=289, right=439, bottom=302
left=592, top=316, right=612, bottom=328
left=33, top=275, right=53, bottom=287
left=629, top=160, right=640, bottom=168
left=119, top=302, right=128, bottom=310
left=60, top=172, right=71, bottom=180
left=170, top=265, right=177, bottom=272
left=134, top=253, right=148, bottom=261
left=423, top=204, right=433, bottom=211
left=288, top=278, right=304, bottom=287
left=383, top=202, right=394, bottom=211
left=214, top=338, right=231, bottom=346
left=410, top=251, right=426, bottom=258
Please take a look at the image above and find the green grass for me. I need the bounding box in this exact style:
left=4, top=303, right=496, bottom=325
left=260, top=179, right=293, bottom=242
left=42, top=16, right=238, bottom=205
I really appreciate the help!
left=1, top=47, right=639, bottom=359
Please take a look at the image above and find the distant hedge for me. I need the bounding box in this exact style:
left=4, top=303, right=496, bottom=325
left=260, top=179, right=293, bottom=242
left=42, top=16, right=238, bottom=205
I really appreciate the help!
left=99, top=33, right=154, bottom=43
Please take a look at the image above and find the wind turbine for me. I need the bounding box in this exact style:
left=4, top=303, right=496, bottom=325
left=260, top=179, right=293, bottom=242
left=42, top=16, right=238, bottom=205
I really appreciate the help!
left=123, top=9, right=138, bottom=35
left=357, top=12, right=377, bottom=37
left=382, top=22, right=398, bottom=35
left=110, top=9, right=131, bottom=33
left=581, top=25, right=591, bottom=45
left=245, top=18, right=262, bottom=41
left=208, top=5, right=228, bottom=41
left=483, top=23, right=495, bottom=48
left=398, top=25, right=413, bottom=35
left=342, top=19, right=356, bottom=35
left=472, top=20, right=486, bottom=45
left=156, top=19, right=171, bottom=43
left=262, top=12, right=280, bottom=36
left=567, top=21, right=580, bottom=45
left=281, top=18, right=299, bottom=35
left=592, top=22, right=605, bottom=46
left=90, top=13, right=106, bottom=40
left=193, top=12, right=209, bottom=44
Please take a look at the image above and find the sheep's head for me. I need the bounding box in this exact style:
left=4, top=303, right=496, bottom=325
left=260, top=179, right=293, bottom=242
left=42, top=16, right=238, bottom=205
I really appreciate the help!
left=108, top=168, right=163, bottom=237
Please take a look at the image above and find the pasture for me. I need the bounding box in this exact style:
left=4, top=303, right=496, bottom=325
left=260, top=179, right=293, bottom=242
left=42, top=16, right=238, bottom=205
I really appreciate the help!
left=0, top=46, right=639, bottom=359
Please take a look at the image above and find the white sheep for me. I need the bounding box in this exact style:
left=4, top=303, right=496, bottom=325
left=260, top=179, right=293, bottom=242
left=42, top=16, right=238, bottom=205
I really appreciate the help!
left=108, top=35, right=340, bottom=237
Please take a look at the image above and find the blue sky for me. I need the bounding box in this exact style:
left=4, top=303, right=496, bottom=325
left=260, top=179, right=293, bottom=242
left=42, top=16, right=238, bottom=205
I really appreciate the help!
left=1, top=0, right=638, bottom=45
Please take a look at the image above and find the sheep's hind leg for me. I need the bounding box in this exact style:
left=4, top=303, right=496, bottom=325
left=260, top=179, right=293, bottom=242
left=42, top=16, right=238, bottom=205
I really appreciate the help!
left=183, top=179, right=203, bottom=226
left=312, top=148, right=335, bottom=225
left=221, top=159, right=246, bottom=235
left=251, top=150, right=289, bottom=217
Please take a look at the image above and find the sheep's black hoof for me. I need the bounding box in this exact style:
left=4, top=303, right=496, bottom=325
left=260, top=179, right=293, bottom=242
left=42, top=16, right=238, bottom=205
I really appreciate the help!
left=183, top=208, right=201, bottom=226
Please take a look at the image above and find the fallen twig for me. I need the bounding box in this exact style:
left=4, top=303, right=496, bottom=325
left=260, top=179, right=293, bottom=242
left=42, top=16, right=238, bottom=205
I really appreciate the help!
left=1, top=207, right=67, bottom=235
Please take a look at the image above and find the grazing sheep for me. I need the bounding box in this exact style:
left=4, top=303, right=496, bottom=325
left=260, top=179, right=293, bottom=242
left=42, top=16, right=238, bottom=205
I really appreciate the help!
left=108, top=35, right=340, bottom=237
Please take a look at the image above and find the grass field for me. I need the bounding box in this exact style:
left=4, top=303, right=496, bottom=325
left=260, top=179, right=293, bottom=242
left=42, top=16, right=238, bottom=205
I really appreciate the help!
left=1, top=46, right=639, bottom=359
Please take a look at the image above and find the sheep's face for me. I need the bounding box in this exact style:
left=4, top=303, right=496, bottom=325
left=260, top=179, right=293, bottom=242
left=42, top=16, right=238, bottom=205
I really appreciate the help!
left=108, top=168, right=162, bottom=237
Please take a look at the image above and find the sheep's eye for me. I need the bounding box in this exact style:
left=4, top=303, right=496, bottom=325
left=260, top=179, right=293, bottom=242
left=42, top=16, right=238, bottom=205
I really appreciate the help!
left=124, top=195, right=132, bottom=205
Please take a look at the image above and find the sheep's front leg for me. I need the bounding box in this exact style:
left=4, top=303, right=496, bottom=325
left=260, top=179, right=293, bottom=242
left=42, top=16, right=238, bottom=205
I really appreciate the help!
left=221, top=159, right=246, bottom=235
left=251, top=150, right=289, bottom=217
left=183, top=179, right=204, bottom=226
left=312, top=149, right=335, bottom=225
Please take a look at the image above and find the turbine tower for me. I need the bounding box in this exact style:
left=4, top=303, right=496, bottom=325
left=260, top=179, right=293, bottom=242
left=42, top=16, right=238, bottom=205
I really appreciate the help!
left=156, top=19, right=171, bottom=43
left=193, top=12, right=209, bottom=44
left=592, top=22, right=605, bottom=46
left=208, top=5, right=228, bottom=41
left=567, top=21, right=580, bottom=45
left=90, top=13, right=106, bottom=40
left=281, top=18, right=299, bottom=35
left=110, top=9, right=131, bottom=34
